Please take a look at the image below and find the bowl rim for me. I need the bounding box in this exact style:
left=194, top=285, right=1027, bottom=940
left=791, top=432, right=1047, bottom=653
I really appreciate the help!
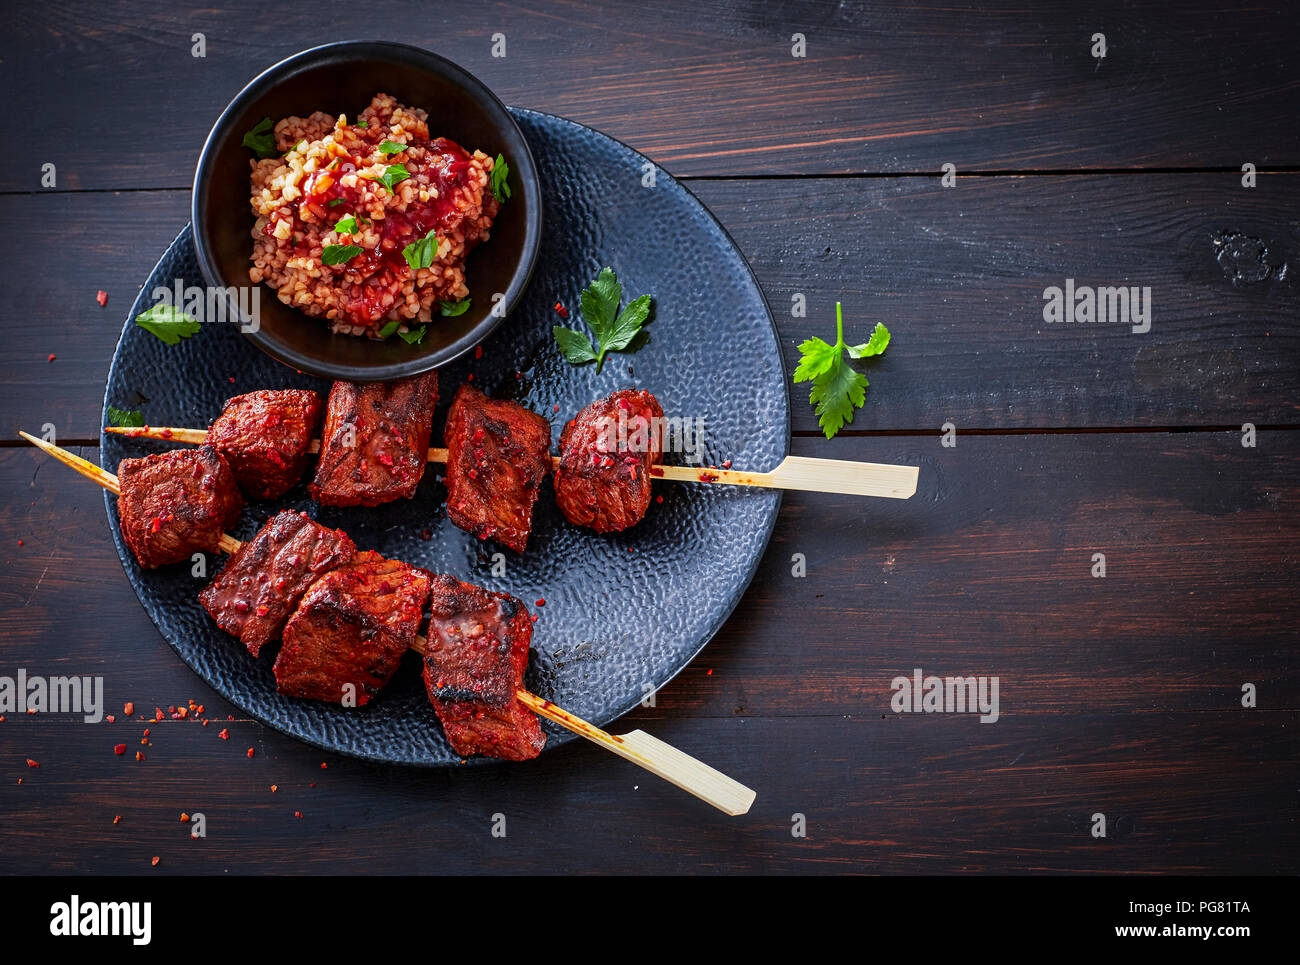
left=191, top=39, right=542, bottom=381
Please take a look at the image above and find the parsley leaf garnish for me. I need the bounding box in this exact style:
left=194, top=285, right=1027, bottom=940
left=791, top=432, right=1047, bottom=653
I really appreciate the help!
left=398, top=325, right=428, bottom=345
left=793, top=303, right=890, bottom=439
left=377, top=320, right=401, bottom=339
left=374, top=164, right=410, bottom=191
left=241, top=117, right=277, bottom=159
left=327, top=198, right=346, bottom=208
left=401, top=229, right=440, bottom=271
left=107, top=406, right=144, bottom=428
left=332, top=215, right=357, bottom=234
left=135, top=303, right=201, bottom=346
left=378, top=140, right=407, bottom=155
left=354, top=120, right=368, bottom=129
left=321, top=244, right=363, bottom=266
left=439, top=298, right=471, bottom=317
left=490, top=154, right=511, bottom=202
left=553, top=267, right=652, bottom=372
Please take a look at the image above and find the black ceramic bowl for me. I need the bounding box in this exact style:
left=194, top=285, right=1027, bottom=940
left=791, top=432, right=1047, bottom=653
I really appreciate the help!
left=192, top=41, right=541, bottom=381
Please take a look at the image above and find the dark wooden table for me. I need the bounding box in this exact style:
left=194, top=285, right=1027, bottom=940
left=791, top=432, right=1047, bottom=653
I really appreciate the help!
left=1, top=0, right=1296, bottom=875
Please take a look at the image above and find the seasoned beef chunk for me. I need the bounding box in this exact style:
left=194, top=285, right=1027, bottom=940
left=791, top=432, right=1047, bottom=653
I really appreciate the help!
left=443, top=384, right=552, bottom=553
left=309, top=372, right=438, bottom=507
left=117, top=446, right=243, bottom=569
left=554, top=389, right=663, bottom=533
left=199, top=510, right=355, bottom=657
left=208, top=389, right=323, bottom=500
left=421, top=574, right=545, bottom=761
left=274, top=551, right=430, bottom=706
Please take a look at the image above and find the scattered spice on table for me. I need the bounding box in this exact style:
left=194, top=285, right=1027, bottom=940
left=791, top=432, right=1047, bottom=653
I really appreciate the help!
left=151, top=856, right=159, bottom=867
left=124, top=702, right=134, bottom=716
left=96, top=290, right=109, bottom=306
left=114, top=744, right=126, bottom=755
left=25, top=758, right=38, bottom=768
left=47, top=354, right=56, bottom=362
left=218, top=729, right=229, bottom=740
left=113, top=815, right=121, bottom=824
left=247, top=747, right=255, bottom=758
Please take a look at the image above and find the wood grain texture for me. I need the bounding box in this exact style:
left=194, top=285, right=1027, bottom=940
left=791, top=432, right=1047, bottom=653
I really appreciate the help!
left=4, top=0, right=1298, bottom=191
left=3, top=174, right=1297, bottom=439
left=1, top=433, right=1293, bottom=873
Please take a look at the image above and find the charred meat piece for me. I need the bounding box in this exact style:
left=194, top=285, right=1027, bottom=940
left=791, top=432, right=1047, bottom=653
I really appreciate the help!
left=554, top=389, right=664, bottom=533
left=422, top=574, right=544, bottom=761
left=309, top=372, right=438, bottom=507
left=117, top=446, right=243, bottom=569
left=208, top=389, right=323, bottom=500
left=443, top=384, right=552, bottom=553
left=274, top=551, right=430, bottom=706
left=199, top=510, right=355, bottom=657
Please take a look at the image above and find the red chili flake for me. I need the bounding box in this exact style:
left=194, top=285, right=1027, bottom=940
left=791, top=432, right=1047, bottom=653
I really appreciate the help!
left=96, top=290, right=109, bottom=306
left=114, top=744, right=127, bottom=755
left=151, top=856, right=160, bottom=867
left=467, top=373, right=474, bottom=382
left=255, top=605, right=269, bottom=617
left=218, top=729, right=229, bottom=740
left=196, top=705, right=204, bottom=714
left=530, top=613, right=538, bottom=622
left=113, top=815, right=121, bottom=824
left=124, top=702, right=134, bottom=716
left=706, top=668, right=713, bottom=676
left=320, top=762, right=327, bottom=769
left=247, top=747, right=255, bottom=758
left=515, top=371, right=522, bottom=380
left=721, top=460, right=732, bottom=469
left=105, top=714, right=115, bottom=723
left=135, top=751, right=144, bottom=761
left=228, top=377, right=235, bottom=383
left=149, top=517, right=162, bottom=533
left=47, top=354, right=56, bottom=362
left=474, top=345, right=483, bottom=359
left=656, top=494, right=663, bottom=503
left=535, top=598, right=546, bottom=607
left=16, top=540, right=23, bottom=547
left=310, top=783, right=316, bottom=788
left=650, top=466, right=664, bottom=477
left=16, top=779, right=21, bottom=784
left=294, top=811, right=303, bottom=819
left=270, top=784, right=278, bottom=792
left=699, top=472, right=719, bottom=483
left=142, top=728, right=150, bottom=737
left=553, top=302, right=569, bottom=318
left=180, top=812, right=190, bottom=822
left=140, top=738, right=148, bottom=745
left=553, top=403, right=559, bottom=413
left=25, top=758, right=38, bottom=768
left=154, top=708, right=164, bottom=721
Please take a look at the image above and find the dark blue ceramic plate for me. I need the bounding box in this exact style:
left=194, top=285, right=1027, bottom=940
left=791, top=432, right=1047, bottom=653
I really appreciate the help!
left=101, top=109, right=788, bottom=766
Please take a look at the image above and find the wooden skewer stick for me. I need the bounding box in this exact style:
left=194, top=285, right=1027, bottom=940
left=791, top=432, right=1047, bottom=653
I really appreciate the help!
left=22, top=430, right=756, bottom=816
left=105, top=425, right=919, bottom=499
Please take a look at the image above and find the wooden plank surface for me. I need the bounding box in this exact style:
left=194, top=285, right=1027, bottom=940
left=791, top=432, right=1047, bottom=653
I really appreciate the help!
left=4, top=174, right=1297, bottom=441
left=3, top=431, right=1293, bottom=873
left=4, top=0, right=1299, bottom=192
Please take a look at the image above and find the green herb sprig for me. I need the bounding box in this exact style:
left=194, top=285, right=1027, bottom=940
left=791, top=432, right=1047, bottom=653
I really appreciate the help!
left=490, top=154, right=510, bottom=202
left=135, top=303, right=201, bottom=345
left=793, top=302, right=891, bottom=439
left=322, top=244, right=363, bottom=266
left=553, top=267, right=652, bottom=373
left=241, top=117, right=277, bottom=159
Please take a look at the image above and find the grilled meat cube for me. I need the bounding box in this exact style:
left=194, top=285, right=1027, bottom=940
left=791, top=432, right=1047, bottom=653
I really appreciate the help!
left=274, top=551, right=430, bottom=706
left=309, top=372, right=439, bottom=507
left=443, top=384, right=552, bottom=553
left=199, top=510, right=355, bottom=657
left=422, top=574, right=544, bottom=761
left=554, top=389, right=664, bottom=533
left=117, top=446, right=243, bottom=569
left=208, top=389, right=323, bottom=500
